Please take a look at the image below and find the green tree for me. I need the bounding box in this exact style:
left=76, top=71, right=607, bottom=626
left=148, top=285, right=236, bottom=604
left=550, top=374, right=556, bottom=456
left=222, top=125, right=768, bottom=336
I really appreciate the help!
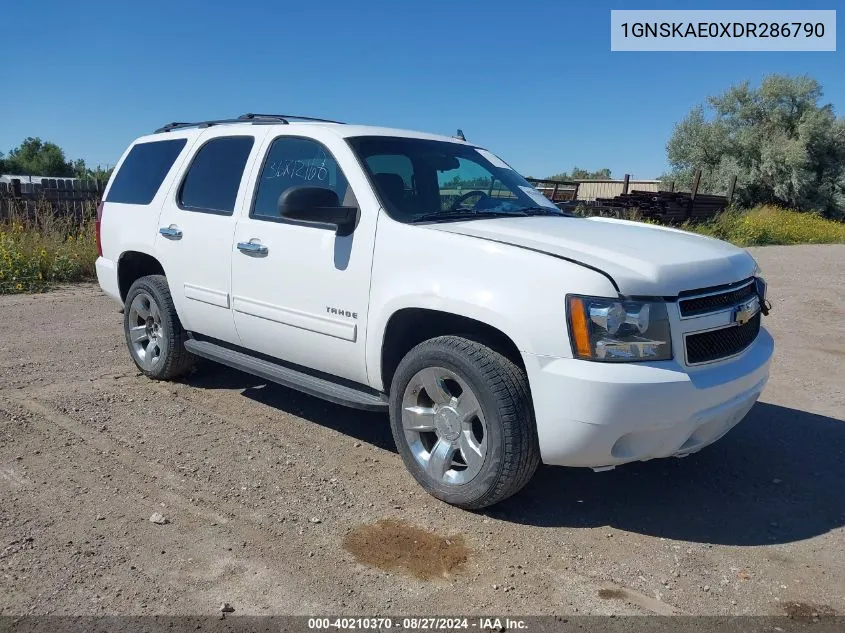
left=547, top=167, right=612, bottom=181
left=665, top=74, right=845, bottom=218
left=85, top=165, right=113, bottom=183
left=70, top=157, right=113, bottom=182
left=3, top=137, right=75, bottom=177
left=1, top=138, right=112, bottom=182
left=72, top=158, right=89, bottom=179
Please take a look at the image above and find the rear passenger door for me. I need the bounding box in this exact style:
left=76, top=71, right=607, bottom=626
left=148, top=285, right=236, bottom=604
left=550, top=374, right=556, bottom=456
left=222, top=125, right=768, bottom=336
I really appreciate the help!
left=156, top=129, right=266, bottom=344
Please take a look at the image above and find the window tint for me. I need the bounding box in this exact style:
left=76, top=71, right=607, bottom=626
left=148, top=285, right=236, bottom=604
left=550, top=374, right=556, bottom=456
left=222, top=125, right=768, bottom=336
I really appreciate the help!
left=365, top=154, right=414, bottom=188
left=365, top=154, right=420, bottom=216
left=253, top=137, right=349, bottom=219
left=106, top=139, right=186, bottom=205
left=179, top=136, right=254, bottom=214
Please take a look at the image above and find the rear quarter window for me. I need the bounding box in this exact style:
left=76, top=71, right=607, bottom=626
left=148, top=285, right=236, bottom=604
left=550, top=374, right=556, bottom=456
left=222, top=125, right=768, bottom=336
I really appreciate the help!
left=106, top=139, right=187, bottom=205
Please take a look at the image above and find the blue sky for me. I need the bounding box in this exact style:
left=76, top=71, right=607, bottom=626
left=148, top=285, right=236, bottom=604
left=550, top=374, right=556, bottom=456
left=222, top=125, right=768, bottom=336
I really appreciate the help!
left=1, top=0, right=841, bottom=179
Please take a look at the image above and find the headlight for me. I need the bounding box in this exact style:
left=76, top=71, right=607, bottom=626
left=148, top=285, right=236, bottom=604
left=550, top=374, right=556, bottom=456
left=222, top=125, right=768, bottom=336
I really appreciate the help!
left=567, top=295, right=672, bottom=362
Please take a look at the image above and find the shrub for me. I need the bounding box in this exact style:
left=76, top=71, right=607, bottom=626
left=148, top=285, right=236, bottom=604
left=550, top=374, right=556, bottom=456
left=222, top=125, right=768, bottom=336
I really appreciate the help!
left=0, top=202, right=97, bottom=294
left=685, top=205, right=845, bottom=246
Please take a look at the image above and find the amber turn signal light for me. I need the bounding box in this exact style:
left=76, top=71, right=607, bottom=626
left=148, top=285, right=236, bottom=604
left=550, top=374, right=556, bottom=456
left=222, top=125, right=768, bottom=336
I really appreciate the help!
left=568, top=297, right=593, bottom=359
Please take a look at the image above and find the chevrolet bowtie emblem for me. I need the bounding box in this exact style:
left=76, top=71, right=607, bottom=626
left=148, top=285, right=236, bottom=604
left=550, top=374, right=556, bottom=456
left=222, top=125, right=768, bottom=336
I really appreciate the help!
left=733, top=296, right=761, bottom=326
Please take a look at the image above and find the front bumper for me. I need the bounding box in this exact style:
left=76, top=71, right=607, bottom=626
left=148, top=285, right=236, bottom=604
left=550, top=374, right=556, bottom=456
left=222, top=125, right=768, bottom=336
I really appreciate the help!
left=524, top=327, right=774, bottom=467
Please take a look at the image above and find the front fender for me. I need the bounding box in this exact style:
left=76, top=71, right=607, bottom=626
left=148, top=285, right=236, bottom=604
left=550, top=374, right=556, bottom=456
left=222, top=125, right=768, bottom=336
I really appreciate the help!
left=365, top=217, right=617, bottom=390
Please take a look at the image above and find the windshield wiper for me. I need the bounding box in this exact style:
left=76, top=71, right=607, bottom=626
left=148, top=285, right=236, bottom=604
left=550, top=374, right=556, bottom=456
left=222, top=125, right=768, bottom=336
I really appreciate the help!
left=517, top=206, right=573, bottom=217
left=410, top=209, right=528, bottom=223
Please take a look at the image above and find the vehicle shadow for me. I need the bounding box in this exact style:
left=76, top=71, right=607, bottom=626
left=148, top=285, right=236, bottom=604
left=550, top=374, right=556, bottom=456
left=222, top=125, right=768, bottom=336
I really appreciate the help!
left=183, top=364, right=396, bottom=452
left=490, top=402, right=845, bottom=546
left=184, top=365, right=843, bottom=546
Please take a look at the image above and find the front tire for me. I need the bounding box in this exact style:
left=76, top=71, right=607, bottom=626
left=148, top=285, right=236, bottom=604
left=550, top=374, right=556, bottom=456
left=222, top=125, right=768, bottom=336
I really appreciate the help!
left=123, top=275, right=194, bottom=380
left=389, top=336, right=540, bottom=510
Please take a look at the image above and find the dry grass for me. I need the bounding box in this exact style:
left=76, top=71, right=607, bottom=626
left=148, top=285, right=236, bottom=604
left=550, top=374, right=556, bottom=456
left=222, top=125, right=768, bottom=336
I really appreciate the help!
left=0, top=202, right=97, bottom=294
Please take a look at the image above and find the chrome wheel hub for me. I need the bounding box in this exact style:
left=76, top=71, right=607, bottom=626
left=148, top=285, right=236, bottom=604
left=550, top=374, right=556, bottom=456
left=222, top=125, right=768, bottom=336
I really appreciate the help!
left=401, top=367, right=487, bottom=485
left=435, top=406, right=462, bottom=441
left=127, top=292, right=166, bottom=370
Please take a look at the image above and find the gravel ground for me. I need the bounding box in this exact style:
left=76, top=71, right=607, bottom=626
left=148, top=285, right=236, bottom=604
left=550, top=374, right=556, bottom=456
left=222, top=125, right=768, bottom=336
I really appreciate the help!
left=0, top=244, right=843, bottom=617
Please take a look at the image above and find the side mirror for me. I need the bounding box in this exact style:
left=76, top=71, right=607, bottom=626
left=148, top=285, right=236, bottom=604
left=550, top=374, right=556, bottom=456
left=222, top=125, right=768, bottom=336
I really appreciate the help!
left=278, top=186, right=357, bottom=236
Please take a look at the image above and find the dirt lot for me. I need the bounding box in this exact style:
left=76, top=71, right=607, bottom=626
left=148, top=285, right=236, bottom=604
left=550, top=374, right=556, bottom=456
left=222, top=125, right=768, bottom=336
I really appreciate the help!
left=1, top=244, right=843, bottom=617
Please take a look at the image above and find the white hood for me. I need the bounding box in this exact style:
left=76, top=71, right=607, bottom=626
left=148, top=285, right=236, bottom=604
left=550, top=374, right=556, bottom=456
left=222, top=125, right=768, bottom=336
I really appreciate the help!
left=427, top=216, right=756, bottom=296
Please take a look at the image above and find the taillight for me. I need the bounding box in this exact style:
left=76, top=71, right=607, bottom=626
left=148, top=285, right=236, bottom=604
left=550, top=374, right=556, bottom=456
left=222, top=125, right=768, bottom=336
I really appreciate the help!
left=95, top=201, right=104, bottom=257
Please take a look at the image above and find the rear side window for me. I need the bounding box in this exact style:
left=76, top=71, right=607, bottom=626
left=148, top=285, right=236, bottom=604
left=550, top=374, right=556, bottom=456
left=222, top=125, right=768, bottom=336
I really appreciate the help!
left=106, top=139, right=187, bottom=204
left=179, top=136, right=255, bottom=215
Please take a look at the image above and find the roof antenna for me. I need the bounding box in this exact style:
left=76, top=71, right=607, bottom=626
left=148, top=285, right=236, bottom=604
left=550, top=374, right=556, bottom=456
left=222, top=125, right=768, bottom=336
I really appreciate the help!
left=454, top=129, right=466, bottom=141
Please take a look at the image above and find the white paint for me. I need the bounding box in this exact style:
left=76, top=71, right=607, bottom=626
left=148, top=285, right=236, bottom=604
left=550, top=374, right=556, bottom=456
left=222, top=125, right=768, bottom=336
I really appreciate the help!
left=184, top=283, right=230, bottom=309
left=232, top=296, right=357, bottom=342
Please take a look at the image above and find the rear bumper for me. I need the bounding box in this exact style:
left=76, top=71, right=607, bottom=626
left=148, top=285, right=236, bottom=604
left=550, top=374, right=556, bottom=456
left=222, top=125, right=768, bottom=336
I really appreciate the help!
left=95, top=256, right=122, bottom=305
left=524, top=327, right=774, bottom=467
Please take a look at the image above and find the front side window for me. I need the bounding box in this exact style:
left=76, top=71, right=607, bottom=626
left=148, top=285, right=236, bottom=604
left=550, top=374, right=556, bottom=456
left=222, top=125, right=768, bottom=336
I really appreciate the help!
left=253, top=137, right=349, bottom=219
left=179, top=136, right=255, bottom=215
left=348, top=136, right=565, bottom=223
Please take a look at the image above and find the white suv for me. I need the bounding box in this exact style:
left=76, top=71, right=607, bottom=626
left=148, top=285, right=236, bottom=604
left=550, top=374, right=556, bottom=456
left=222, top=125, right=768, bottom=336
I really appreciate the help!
left=95, top=113, right=774, bottom=509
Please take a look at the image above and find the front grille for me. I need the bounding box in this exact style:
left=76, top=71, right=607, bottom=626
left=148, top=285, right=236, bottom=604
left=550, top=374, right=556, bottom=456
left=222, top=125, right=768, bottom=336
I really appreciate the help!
left=679, top=281, right=756, bottom=317
left=685, top=313, right=761, bottom=364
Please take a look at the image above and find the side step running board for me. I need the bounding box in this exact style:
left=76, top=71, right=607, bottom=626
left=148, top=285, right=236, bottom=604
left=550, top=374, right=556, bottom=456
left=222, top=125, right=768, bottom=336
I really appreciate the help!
left=184, top=339, right=389, bottom=412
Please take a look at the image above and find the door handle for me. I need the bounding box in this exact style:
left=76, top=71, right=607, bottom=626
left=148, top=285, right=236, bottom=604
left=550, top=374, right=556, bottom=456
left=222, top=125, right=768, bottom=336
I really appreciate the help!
left=159, top=225, right=183, bottom=240
left=237, top=240, right=269, bottom=256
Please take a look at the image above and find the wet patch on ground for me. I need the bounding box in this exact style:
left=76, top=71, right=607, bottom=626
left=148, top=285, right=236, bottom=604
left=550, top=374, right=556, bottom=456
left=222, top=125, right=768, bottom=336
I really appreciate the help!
left=597, top=588, right=628, bottom=600
left=343, top=518, right=470, bottom=580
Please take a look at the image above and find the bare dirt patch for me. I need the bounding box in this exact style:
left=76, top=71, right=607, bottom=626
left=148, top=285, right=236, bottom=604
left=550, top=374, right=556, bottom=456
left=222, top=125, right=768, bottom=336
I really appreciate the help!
left=343, top=519, right=469, bottom=580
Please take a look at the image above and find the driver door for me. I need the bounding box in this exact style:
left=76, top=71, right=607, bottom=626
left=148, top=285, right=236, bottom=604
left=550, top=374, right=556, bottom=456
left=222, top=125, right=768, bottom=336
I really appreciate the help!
left=229, top=133, right=378, bottom=385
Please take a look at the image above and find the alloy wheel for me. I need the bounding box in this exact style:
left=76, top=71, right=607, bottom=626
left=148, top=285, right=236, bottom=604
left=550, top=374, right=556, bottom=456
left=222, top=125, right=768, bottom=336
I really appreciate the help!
left=401, top=366, right=488, bottom=485
left=127, top=291, right=166, bottom=370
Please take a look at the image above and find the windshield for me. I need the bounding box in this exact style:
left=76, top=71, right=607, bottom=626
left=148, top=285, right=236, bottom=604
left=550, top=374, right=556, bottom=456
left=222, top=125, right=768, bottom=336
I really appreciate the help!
left=346, top=136, right=564, bottom=223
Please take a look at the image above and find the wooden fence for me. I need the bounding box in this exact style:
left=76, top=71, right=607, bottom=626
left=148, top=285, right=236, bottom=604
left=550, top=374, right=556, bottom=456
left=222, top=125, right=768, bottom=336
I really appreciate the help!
left=0, top=178, right=104, bottom=220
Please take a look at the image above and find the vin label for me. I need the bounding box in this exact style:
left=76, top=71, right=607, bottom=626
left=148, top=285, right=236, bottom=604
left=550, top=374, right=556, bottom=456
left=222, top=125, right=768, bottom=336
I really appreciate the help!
left=611, top=10, right=836, bottom=51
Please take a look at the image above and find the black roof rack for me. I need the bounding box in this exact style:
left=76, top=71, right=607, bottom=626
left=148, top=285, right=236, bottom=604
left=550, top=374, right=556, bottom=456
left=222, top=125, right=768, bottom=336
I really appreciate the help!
left=239, top=113, right=345, bottom=124
left=154, top=113, right=345, bottom=134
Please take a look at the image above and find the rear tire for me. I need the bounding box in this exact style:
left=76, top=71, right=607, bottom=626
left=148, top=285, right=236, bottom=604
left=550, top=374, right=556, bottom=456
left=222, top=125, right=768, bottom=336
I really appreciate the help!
left=389, top=335, right=539, bottom=510
left=123, top=275, right=194, bottom=380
